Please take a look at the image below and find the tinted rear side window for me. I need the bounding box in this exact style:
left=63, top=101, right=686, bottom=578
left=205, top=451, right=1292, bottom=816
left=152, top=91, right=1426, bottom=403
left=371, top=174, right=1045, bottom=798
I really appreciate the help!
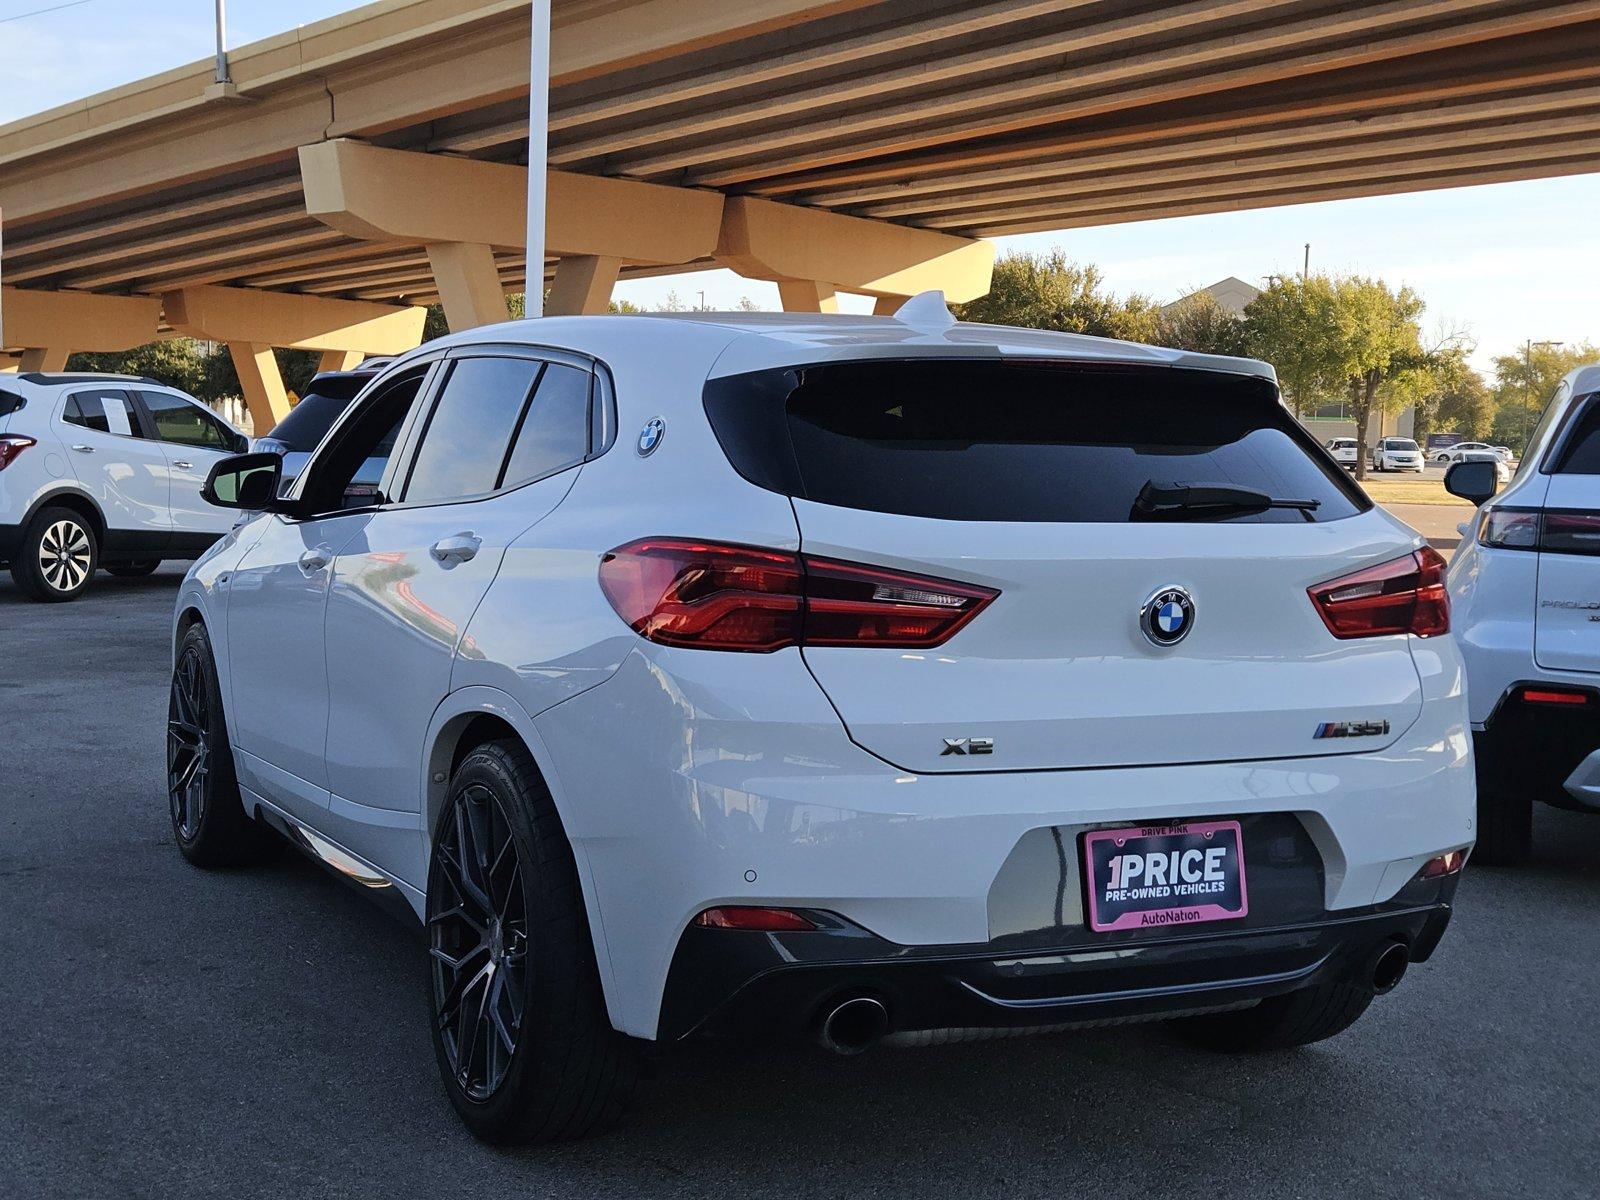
left=1550, top=393, right=1600, bottom=474
left=704, top=360, right=1366, bottom=523
left=402, top=357, right=542, bottom=505
left=265, top=388, right=361, bottom=450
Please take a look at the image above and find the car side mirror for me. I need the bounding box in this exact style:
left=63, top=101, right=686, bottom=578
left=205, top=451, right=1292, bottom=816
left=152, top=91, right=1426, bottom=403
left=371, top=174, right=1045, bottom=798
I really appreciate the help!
left=201, top=452, right=284, bottom=511
left=1444, top=459, right=1498, bottom=506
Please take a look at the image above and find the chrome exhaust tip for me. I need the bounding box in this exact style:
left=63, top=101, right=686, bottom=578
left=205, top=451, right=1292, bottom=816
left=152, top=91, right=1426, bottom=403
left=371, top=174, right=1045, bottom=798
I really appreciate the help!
left=1370, top=940, right=1410, bottom=995
left=815, top=996, right=890, bottom=1055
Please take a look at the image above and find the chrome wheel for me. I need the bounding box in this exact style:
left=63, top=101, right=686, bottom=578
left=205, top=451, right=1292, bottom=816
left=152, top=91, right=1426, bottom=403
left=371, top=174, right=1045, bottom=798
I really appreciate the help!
left=37, top=518, right=91, bottom=593
left=166, top=646, right=210, bottom=841
left=429, top=784, right=527, bottom=1102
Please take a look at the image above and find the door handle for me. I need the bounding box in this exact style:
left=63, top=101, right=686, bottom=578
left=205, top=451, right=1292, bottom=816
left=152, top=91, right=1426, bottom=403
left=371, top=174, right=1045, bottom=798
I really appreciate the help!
left=298, top=546, right=332, bottom=575
left=71, top=444, right=95, bottom=453
left=172, top=460, right=193, bottom=470
left=429, top=533, right=481, bottom=565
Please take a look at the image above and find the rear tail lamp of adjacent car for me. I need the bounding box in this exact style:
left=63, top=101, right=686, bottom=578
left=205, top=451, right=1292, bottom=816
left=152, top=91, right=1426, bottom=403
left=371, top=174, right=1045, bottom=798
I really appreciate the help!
left=1479, top=506, right=1600, bottom=556
left=0, top=434, right=36, bottom=471
left=598, top=538, right=997, bottom=652
left=693, top=906, right=817, bottom=931
left=1419, top=849, right=1468, bottom=879
left=1308, top=548, right=1449, bottom=639
left=1516, top=685, right=1592, bottom=708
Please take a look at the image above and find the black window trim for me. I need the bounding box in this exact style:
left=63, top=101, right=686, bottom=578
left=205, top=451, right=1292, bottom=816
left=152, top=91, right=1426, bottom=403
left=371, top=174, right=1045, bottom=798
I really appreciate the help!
left=1540, top=387, right=1600, bottom=475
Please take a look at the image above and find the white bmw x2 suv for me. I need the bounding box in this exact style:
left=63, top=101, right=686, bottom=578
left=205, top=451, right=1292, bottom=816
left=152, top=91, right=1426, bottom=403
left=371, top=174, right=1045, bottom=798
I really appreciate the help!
left=168, top=299, right=1474, bottom=1144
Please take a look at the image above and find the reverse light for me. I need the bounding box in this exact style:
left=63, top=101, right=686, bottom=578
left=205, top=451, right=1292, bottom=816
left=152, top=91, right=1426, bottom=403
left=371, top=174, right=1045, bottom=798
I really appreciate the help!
left=693, top=906, right=817, bottom=931
left=598, top=538, right=997, bottom=652
left=1308, top=548, right=1449, bottom=639
left=0, top=434, right=36, bottom=471
left=1420, top=849, right=1468, bottom=879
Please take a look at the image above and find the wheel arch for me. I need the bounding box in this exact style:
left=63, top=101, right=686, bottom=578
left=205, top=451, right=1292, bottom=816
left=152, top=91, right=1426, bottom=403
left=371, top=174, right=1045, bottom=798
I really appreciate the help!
left=22, top=486, right=105, bottom=543
left=422, top=687, right=627, bottom=1033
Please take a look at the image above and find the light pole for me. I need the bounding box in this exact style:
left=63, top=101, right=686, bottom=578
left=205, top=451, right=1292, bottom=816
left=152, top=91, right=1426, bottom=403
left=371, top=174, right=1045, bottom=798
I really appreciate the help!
left=525, top=0, right=552, bottom=318
left=214, top=0, right=231, bottom=85
left=1524, top=339, right=1564, bottom=403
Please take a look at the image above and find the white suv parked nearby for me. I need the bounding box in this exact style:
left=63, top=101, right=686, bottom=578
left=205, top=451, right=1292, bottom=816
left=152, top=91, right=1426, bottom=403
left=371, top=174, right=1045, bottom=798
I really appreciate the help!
left=0, top=372, right=248, bottom=601
left=1446, top=362, right=1600, bottom=865
left=168, top=303, right=1474, bottom=1144
left=1370, top=437, right=1425, bottom=472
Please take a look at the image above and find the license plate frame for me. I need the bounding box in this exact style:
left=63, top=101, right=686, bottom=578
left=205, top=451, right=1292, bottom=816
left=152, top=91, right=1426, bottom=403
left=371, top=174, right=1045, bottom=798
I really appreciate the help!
left=1082, top=820, right=1249, bottom=933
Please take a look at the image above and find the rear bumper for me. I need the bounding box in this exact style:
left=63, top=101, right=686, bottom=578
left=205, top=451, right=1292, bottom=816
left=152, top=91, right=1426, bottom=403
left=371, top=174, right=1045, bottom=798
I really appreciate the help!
left=0, top=521, right=19, bottom=563
left=1475, top=685, right=1600, bottom=811
left=660, top=880, right=1457, bottom=1042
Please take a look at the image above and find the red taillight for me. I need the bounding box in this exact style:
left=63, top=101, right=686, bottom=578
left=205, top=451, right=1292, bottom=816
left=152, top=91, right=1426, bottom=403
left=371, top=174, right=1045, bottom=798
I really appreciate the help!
left=598, top=538, right=997, bottom=652
left=1519, top=687, right=1591, bottom=707
left=693, top=906, right=817, bottom=931
left=1308, top=548, right=1449, bottom=639
left=0, top=434, right=36, bottom=471
left=1420, top=849, right=1468, bottom=878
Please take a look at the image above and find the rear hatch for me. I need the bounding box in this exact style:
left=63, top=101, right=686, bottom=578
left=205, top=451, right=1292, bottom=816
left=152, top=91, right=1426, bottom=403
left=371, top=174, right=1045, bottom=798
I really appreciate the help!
left=1532, top=396, right=1600, bottom=674
left=706, top=358, right=1428, bottom=773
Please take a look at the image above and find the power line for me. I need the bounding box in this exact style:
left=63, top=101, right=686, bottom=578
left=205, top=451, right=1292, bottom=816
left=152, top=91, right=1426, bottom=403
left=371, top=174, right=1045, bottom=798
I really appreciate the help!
left=0, top=0, right=99, bottom=26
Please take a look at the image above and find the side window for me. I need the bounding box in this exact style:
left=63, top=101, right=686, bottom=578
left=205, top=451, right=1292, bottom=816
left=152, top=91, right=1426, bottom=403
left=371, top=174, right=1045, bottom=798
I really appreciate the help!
left=299, top=367, right=431, bottom=515
left=63, top=390, right=142, bottom=438
left=401, top=357, right=543, bottom=505
left=140, top=392, right=231, bottom=449
left=1551, top=395, right=1600, bottom=475
left=501, top=362, right=591, bottom=488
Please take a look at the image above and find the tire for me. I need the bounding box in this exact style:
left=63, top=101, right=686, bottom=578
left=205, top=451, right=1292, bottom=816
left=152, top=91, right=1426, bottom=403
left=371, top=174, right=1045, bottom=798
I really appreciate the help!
left=106, top=560, right=161, bottom=577
left=1471, top=784, right=1533, bottom=867
left=426, top=739, right=639, bottom=1144
left=10, top=506, right=98, bottom=602
left=1171, top=978, right=1375, bottom=1052
left=167, top=623, right=279, bottom=867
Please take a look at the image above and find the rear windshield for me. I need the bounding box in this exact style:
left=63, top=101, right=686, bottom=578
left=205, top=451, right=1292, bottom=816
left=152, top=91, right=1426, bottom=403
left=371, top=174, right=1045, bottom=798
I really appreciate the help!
left=703, top=359, right=1367, bottom=523
left=263, top=376, right=369, bottom=450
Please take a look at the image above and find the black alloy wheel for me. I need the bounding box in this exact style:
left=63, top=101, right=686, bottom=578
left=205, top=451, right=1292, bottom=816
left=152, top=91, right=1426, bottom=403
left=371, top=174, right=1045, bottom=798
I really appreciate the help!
left=167, top=642, right=212, bottom=843
left=429, top=782, right=529, bottom=1102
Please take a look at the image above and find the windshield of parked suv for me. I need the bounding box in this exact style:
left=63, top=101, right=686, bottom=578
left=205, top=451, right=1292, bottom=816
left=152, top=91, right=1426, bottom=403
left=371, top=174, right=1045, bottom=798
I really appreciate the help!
left=1384, top=439, right=1418, bottom=450
left=263, top=375, right=369, bottom=450
left=704, top=359, right=1367, bottom=523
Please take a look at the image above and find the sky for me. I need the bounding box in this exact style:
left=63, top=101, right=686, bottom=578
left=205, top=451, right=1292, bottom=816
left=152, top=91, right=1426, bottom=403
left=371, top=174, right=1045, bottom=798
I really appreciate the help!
left=4, top=0, right=1597, bottom=375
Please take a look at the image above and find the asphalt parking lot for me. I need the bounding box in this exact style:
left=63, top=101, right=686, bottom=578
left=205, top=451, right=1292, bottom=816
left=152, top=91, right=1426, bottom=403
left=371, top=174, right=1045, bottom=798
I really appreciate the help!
left=3, top=567, right=1597, bottom=1200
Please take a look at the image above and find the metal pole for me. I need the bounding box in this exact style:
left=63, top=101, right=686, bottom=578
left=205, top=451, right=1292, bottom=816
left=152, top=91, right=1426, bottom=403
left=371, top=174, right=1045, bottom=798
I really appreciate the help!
left=1302, top=242, right=1310, bottom=280
left=214, top=0, right=231, bottom=85
left=525, top=0, right=552, bottom=318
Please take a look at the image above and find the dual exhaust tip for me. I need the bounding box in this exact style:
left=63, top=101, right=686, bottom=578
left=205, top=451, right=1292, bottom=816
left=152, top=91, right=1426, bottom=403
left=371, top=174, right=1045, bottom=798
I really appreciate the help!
left=815, top=941, right=1410, bottom=1054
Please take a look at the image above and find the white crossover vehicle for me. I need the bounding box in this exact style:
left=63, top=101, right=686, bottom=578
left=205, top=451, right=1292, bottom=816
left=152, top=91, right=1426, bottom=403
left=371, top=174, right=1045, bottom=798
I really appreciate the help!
left=168, top=301, right=1474, bottom=1144
left=1435, top=440, right=1511, bottom=465
left=1446, top=363, right=1600, bottom=865
left=1, top=372, right=248, bottom=601
left=1325, top=437, right=1359, bottom=469
left=1370, top=437, right=1426, bottom=472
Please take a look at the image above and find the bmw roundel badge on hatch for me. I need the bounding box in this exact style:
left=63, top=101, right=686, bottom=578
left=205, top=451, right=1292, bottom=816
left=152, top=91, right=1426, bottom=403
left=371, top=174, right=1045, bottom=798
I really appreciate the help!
left=1140, top=585, right=1195, bottom=647
left=637, top=417, right=666, bottom=457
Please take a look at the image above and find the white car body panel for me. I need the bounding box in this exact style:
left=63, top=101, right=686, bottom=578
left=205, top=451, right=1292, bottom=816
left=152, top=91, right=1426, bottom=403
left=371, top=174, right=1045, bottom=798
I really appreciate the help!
left=176, top=312, right=1476, bottom=1042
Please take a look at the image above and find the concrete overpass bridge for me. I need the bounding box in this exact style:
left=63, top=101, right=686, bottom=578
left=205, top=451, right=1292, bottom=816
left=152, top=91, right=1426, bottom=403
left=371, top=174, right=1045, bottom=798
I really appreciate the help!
left=2, top=0, right=1597, bottom=430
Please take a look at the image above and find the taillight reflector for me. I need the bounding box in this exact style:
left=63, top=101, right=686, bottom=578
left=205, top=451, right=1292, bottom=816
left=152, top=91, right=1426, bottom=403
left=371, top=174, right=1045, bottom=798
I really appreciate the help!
left=1519, top=687, right=1590, bottom=707
left=1420, top=849, right=1468, bottom=878
left=1308, top=548, right=1449, bottom=639
left=0, top=434, right=36, bottom=471
left=598, top=538, right=997, bottom=652
left=693, top=907, right=817, bottom=931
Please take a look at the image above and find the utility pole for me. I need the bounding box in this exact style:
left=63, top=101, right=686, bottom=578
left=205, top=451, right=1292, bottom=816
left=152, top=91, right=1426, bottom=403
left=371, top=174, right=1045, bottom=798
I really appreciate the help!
left=1302, top=243, right=1310, bottom=280
left=525, top=0, right=552, bottom=318
left=214, top=0, right=231, bottom=85
left=1525, top=339, right=1564, bottom=405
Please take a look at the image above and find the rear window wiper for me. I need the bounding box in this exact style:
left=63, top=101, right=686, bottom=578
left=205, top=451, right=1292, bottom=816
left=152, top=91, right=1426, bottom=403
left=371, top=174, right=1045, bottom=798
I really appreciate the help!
left=1133, top=480, right=1321, bottom=520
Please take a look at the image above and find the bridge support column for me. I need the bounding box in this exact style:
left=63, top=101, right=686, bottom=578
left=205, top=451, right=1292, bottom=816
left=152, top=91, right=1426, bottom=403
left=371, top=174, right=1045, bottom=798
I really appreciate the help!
left=17, top=347, right=70, bottom=373
left=777, top=280, right=840, bottom=314
left=426, top=242, right=510, bottom=331
left=228, top=343, right=291, bottom=434
left=547, top=254, right=621, bottom=316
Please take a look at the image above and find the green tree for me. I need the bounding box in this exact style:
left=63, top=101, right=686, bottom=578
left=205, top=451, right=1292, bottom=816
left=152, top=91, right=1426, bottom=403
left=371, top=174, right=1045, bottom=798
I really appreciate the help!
left=1406, top=343, right=1486, bottom=447
left=1329, top=277, right=1426, bottom=480
left=954, top=250, right=1158, bottom=341
left=1241, top=275, right=1344, bottom=418
left=1488, top=341, right=1598, bottom=453
left=1152, top=292, right=1248, bottom=357
left=67, top=339, right=208, bottom=395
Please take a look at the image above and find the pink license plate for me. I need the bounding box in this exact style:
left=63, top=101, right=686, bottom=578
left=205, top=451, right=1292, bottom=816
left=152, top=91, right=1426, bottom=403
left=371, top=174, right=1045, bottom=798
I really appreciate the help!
left=1082, top=820, right=1249, bottom=933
